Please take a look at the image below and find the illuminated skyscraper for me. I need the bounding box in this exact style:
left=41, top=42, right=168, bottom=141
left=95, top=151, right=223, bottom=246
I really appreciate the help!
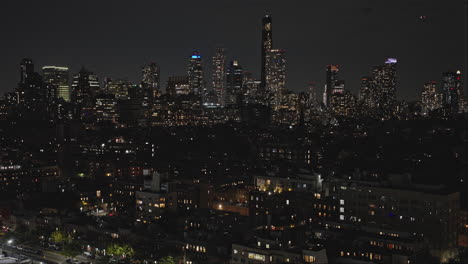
left=442, top=71, right=461, bottom=116
left=142, top=62, right=160, bottom=98
left=104, top=78, right=131, bottom=99
left=421, top=81, right=440, bottom=114
left=307, top=81, right=318, bottom=109
left=332, top=80, right=345, bottom=94
left=188, top=51, right=205, bottom=98
left=71, top=67, right=100, bottom=105
left=359, top=76, right=374, bottom=109
left=166, top=76, right=190, bottom=96
left=329, top=90, right=355, bottom=116
left=242, top=72, right=261, bottom=103
left=323, top=65, right=339, bottom=107
left=329, top=80, right=355, bottom=116
left=261, top=14, right=273, bottom=91
left=42, top=66, right=70, bottom=102
left=212, top=48, right=226, bottom=105
left=226, top=60, right=244, bottom=105
left=265, top=49, right=286, bottom=109
left=371, top=58, right=397, bottom=118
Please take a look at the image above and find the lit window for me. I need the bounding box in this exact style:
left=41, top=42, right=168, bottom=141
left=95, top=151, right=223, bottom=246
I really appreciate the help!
left=248, top=253, right=266, bottom=261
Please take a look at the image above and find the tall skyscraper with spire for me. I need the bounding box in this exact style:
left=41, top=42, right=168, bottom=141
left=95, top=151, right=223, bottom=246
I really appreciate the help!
left=212, top=48, right=226, bottom=105
left=261, top=14, right=273, bottom=92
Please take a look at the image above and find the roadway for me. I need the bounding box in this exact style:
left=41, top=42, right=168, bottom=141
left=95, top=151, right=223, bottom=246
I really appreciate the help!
left=1, top=245, right=93, bottom=264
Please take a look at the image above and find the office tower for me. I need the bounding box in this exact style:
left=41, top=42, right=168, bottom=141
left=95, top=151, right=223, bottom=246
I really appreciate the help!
left=42, top=66, right=70, bottom=102
left=323, top=65, right=339, bottom=107
left=242, top=72, right=261, bottom=103
left=17, top=58, right=45, bottom=110
left=359, top=76, right=373, bottom=109
left=307, top=82, right=318, bottom=109
left=95, top=95, right=118, bottom=124
left=382, top=58, right=397, bottom=101
left=166, top=76, right=190, bottom=96
left=332, top=80, right=345, bottom=94
left=71, top=67, right=100, bottom=105
left=261, top=14, right=273, bottom=91
left=330, top=90, right=355, bottom=117
left=188, top=51, right=205, bottom=98
left=265, top=49, right=286, bottom=109
left=212, top=48, right=226, bottom=105
left=421, top=81, right=440, bottom=114
left=371, top=58, right=397, bottom=118
left=328, top=80, right=346, bottom=114
left=19, top=58, right=34, bottom=85
left=142, top=62, right=160, bottom=98
left=442, top=71, right=461, bottom=116
left=226, top=60, right=244, bottom=105
left=455, top=70, right=466, bottom=113
left=104, top=78, right=131, bottom=99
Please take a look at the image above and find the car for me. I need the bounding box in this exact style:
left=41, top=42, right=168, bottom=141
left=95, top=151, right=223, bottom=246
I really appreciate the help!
left=48, top=243, right=61, bottom=250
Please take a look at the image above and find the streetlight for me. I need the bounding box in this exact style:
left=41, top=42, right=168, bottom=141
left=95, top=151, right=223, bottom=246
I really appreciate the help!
left=1, top=239, right=13, bottom=256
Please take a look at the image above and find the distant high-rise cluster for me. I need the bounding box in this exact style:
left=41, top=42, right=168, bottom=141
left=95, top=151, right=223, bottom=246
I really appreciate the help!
left=0, top=14, right=466, bottom=127
left=418, top=70, right=467, bottom=116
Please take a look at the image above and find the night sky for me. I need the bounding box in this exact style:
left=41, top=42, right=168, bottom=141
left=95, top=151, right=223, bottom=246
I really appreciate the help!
left=0, top=0, right=465, bottom=100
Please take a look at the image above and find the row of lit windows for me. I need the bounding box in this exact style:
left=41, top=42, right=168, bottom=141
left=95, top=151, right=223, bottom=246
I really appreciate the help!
left=185, top=244, right=206, bottom=253
left=340, top=251, right=382, bottom=261
left=304, top=255, right=317, bottom=263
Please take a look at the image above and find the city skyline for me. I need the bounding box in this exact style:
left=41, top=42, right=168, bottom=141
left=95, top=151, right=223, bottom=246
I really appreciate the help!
left=1, top=2, right=468, bottom=263
left=0, top=0, right=466, bottom=100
